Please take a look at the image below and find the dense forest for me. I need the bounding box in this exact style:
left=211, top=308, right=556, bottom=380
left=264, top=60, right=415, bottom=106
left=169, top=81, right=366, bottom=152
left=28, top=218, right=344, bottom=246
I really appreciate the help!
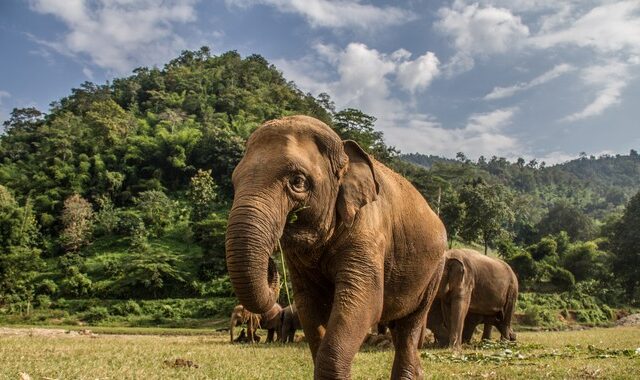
left=0, top=47, right=638, bottom=328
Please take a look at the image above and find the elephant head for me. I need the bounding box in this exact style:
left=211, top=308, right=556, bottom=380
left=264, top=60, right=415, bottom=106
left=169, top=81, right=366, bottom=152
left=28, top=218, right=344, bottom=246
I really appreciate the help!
left=225, top=115, right=379, bottom=313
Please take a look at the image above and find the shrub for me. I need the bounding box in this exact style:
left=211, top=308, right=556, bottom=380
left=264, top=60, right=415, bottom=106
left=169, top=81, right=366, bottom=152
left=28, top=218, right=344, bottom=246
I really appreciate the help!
left=36, top=279, right=58, bottom=296
left=529, top=237, right=557, bottom=261
left=61, top=267, right=93, bottom=297
left=35, top=295, right=52, bottom=309
left=111, top=300, right=142, bottom=316
left=549, top=267, right=575, bottom=291
left=94, top=196, right=119, bottom=236
left=521, top=305, right=558, bottom=327
left=562, top=241, right=605, bottom=282
left=115, top=209, right=143, bottom=235
left=508, top=252, right=538, bottom=286
left=135, top=190, right=174, bottom=236
left=82, top=306, right=110, bottom=323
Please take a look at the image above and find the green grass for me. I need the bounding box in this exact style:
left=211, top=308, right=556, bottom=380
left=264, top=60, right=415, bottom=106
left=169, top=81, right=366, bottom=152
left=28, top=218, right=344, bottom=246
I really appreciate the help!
left=1, top=326, right=638, bottom=379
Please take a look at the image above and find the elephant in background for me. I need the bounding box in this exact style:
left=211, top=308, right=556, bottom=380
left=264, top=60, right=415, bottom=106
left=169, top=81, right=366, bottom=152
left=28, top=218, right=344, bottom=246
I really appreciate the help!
left=229, top=302, right=283, bottom=343
left=280, top=303, right=302, bottom=343
left=428, top=249, right=518, bottom=349
left=229, top=257, right=282, bottom=343
left=225, top=115, right=447, bottom=379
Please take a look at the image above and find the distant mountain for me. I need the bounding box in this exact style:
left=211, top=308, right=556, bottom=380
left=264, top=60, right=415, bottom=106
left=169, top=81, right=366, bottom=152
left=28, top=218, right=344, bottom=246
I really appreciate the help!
left=401, top=150, right=640, bottom=220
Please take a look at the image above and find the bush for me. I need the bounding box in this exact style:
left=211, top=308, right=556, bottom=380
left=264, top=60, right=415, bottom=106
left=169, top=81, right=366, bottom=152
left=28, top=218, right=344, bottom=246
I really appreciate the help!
left=82, top=306, right=110, bottom=323
left=61, top=267, right=93, bottom=297
left=521, top=305, right=558, bottom=327
left=194, top=298, right=237, bottom=318
left=35, top=295, right=52, bottom=309
left=508, top=252, right=538, bottom=286
left=94, top=197, right=120, bottom=236
left=37, top=279, right=58, bottom=296
left=562, top=241, right=606, bottom=282
left=528, top=237, right=557, bottom=261
left=135, top=190, right=175, bottom=236
left=549, top=267, right=575, bottom=291
left=115, top=209, right=143, bottom=235
left=111, top=300, right=142, bottom=316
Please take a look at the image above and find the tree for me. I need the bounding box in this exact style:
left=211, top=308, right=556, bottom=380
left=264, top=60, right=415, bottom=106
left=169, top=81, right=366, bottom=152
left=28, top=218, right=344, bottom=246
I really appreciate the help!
left=135, top=190, right=174, bottom=236
left=508, top=252, right=537, bottom=288
left=459, top=180, right=514, bottom=254
left=60, top=194, right=94, bottom=252
left=332, top=108, right=397, bottom=163
left=528, top=237, right=557, bottom=261
left=439, top=189, right=465, bottom=248
left=0, top=186, right=42, bottom=306
left=610, top=190, right=640, bottom=300
left=561, top=241, right=607, bottom=282
left=188, top=169, right=218, bottom=222
left=536, top=202, right=595, bottom=242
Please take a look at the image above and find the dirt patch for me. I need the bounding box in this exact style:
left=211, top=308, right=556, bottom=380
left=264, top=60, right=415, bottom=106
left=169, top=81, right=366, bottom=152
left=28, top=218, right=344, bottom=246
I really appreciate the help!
left=0, top=327, right=97, bottom=337
left=615, top=313, right=640, bottom=327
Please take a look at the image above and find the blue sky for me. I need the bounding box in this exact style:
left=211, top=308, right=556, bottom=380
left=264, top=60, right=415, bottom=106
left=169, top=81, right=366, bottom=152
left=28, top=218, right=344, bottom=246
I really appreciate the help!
left=1, top=0, right=639, bottom=164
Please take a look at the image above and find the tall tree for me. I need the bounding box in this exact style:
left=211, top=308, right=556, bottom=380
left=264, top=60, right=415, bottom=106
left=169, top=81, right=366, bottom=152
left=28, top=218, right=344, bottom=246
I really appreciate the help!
left=610, top=190, right=640, bottom=301
left=459, top=179, right=514, bottom=254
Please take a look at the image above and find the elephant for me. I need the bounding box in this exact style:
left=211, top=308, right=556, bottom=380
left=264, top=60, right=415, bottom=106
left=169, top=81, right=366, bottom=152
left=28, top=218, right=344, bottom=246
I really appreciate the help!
left=225, top=115, right=447, bottom=379
left=427, top=248, right=518, bottom=349
left=280, top=303, right=302, bottom=343
left=229, top=302, right=283, bottom=343
left=230, top=257, right=282, bottom=344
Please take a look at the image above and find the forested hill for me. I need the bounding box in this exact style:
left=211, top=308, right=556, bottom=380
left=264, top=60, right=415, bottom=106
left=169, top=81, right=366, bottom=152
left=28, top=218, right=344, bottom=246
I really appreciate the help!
left=1, top=47, right=639, bottom=320
left=402, top=151, right=640, bottom=220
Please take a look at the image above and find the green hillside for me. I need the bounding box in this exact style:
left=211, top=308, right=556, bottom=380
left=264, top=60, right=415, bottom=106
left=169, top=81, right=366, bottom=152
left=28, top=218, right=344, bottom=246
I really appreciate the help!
left=1, top=47, right=638, bottom=328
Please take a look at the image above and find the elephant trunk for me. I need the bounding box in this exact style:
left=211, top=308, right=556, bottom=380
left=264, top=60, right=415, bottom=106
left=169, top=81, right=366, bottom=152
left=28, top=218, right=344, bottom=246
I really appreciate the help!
left=225, top=195, right=287, bottom=314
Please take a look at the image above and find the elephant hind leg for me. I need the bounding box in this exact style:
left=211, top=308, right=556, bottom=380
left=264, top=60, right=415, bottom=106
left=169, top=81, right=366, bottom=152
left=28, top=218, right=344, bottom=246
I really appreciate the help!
left=481, top=324, right=493, bottom=341
left=390, top=311, right=427, bottom=380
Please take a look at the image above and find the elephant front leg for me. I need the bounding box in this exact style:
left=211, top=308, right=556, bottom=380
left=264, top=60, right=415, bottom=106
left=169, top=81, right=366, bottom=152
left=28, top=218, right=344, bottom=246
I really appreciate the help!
left=314, top=269, right=383, bottom=379
left=447, top=291, right=471, bottom=349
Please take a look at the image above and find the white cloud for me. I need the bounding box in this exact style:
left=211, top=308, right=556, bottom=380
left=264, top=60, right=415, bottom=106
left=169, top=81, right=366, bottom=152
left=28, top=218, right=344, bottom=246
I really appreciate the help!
left=435, top=1, right=529, bottom=74
left=485, top=64, right=575, bottom=100
left=0, top=91, right=10, bottom=105
left=563, top=61, right=634, bottom=122
left=82, top=67, right=94, bottom=80
left=29, top=0, right=198, bottom=73
left=529, top=1, right=640, bottom=55
left=385, top=108, right=520, bottom=159
left=226, top=0, right=414, bottom=30
left=275, top=42, right=440, bottom=116
left=397, top=52, right=440, bottom=94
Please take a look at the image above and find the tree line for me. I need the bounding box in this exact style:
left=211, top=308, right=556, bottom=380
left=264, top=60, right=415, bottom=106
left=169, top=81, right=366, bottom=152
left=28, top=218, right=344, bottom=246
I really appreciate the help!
left=0, top=47, right=638, bottom=321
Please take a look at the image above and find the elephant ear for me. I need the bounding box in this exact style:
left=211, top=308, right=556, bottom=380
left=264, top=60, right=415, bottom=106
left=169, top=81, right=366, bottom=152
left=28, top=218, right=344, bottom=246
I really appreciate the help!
left=336, top=140, right=380, bottom=227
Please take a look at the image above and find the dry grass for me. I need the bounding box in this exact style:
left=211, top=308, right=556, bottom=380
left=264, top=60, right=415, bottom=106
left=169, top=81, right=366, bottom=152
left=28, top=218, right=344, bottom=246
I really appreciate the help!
left=0, top=326, right=638, bottom=379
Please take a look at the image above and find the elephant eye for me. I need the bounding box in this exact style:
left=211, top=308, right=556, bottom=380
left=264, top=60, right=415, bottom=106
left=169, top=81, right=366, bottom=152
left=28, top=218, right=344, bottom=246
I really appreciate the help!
left=289, top=174, right=309, bottom=193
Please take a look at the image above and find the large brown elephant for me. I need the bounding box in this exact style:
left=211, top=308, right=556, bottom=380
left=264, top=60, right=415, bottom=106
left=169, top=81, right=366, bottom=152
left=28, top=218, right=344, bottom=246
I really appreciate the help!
left=225, top=115, right=447, bottom=379
left=428, top=248, right=518, bottom=349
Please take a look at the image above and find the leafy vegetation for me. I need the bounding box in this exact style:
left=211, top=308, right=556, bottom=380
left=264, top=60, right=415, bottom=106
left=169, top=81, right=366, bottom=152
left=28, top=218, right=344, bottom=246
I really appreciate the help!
left=0, top=47, right=638, bottom=328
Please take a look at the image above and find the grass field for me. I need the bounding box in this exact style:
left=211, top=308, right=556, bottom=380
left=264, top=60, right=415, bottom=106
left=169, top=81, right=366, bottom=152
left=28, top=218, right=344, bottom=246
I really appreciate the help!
left=1, top=326, right=639, bottom=379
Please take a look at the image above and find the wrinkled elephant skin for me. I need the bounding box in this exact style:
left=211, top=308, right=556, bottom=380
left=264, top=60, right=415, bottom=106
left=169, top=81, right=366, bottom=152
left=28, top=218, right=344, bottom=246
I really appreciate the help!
left=428, top=249, right=518, bottom=348
left=225, top=116, right=447, bottom=379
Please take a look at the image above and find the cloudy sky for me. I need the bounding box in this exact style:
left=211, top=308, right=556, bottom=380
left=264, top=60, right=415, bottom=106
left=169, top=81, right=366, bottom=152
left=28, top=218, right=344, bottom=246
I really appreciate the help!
left=1, top=0, right=639, bottom=163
